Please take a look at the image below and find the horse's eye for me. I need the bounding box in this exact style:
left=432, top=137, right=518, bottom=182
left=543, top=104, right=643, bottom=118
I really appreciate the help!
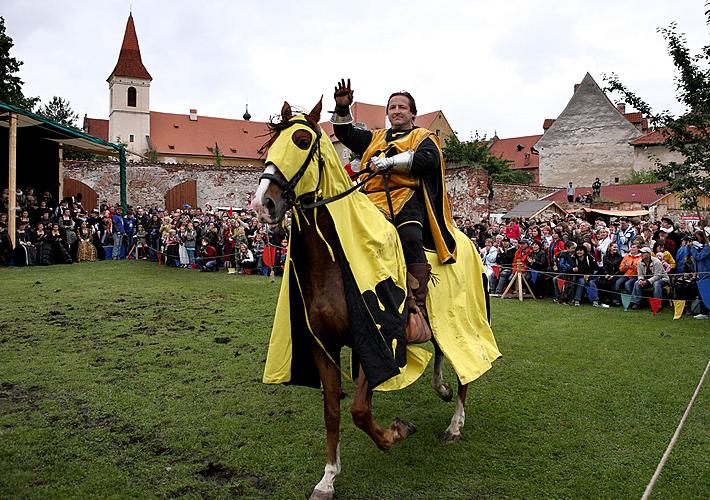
left=292, top=130, right=312, bottom=150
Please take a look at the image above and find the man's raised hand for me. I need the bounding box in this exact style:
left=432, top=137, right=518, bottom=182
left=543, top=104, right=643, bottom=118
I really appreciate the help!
left=334, top=78, right=354, bottom=108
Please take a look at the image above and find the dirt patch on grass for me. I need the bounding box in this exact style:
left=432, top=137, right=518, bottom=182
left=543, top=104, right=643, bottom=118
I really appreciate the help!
left=198, top=460, right=271, bottom=490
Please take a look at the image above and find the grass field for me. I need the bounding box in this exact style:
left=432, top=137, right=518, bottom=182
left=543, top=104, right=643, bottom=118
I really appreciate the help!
left=1, top=261, right=708, bottom=499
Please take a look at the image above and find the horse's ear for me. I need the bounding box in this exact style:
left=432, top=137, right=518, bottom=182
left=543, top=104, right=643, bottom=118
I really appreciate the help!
left=281, top=101, right=292, bottom=122
left=306, top=96, right=323, bottom=124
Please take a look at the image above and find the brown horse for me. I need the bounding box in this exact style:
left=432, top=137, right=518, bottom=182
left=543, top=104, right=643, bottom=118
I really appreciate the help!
left=252, top=99, right=498, bottom=500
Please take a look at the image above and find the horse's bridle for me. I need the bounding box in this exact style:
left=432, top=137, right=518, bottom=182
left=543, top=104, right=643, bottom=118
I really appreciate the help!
left=259, top=117, right=382, bottom=212
left=258, top=118, right=325, bottom=210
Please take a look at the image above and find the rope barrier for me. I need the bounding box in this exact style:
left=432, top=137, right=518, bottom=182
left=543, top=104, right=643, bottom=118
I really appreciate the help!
left=641, top=360, right=710, bottom=500
left=486, top=264, right=707, bottom=306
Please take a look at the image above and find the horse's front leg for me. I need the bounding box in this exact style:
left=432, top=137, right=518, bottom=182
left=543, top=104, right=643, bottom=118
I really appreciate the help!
left=431, top=345, right=453, bottom=402
left=442, top=381, right=468, bottom=443
left=351, top=366, right=416, bottom=451
left=309, top=347, right=342, bottom=500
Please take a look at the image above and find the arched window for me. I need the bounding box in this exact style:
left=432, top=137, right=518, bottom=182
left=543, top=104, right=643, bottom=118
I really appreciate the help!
left=127, top=87, right=137, bottom=107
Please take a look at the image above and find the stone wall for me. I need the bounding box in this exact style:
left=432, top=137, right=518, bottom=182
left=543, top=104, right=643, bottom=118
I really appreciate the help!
left=64, top=160, right=562, bottom=220
left=444, top=166, right=489, bottom=221
left=63, top=160, right=263, bottom=209
left=443, top=166, right=561, bottom=220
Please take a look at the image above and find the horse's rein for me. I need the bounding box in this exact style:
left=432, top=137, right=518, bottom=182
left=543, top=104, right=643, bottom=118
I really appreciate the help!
left=259, top=117, right=383, bottom=211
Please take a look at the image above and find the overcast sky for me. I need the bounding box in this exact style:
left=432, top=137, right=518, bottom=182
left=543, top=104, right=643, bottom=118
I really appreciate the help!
left=4, top=0, right=708, bottom=139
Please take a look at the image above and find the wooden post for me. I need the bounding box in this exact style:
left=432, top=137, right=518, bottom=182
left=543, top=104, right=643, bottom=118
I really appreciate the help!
left=58, top=143, right=64, bottom=202
left=8, top=113, right=17, bottom=247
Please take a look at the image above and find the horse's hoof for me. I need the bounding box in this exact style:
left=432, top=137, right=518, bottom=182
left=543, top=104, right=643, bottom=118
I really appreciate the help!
left=440, top=430, right=461, bottom=444
left=309, top=488, right=334, bottom=500
left=433, top=382, right=453, bottom=402
left=392, top=417, right=417, bottom=439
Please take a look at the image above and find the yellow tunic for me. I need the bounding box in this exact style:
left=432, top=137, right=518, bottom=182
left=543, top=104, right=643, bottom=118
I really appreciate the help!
left=359, top=128, right=458, bottom=264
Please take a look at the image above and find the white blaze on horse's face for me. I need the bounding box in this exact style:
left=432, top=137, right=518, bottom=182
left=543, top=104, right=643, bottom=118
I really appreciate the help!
left=253, top=164, right=289, bottom=224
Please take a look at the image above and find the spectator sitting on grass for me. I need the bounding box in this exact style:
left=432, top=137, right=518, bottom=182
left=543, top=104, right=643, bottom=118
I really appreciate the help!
left=493, top=238, right=516, bottom=295
left=571, top=245, right=607, bottom=308
left=612, top=243, right=642, bottom=306
left=524, top=240, right=548, bottom=298
left=196, top=238, right=218, bottom=272
left=652, top=241, right=676, bottom=272
left=629, top=247, right=670, bottom=311
left=237, top=243, right=256, bottom=274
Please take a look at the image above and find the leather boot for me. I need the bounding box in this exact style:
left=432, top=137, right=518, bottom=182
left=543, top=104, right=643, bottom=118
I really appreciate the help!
left=406, top=262, right=432, bottom=344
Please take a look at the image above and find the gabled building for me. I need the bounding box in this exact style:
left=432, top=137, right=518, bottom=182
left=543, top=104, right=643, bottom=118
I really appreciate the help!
left=534, top=73, right=645, bottom=187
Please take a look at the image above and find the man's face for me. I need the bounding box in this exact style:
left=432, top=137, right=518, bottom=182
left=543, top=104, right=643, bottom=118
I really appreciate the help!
left=387, top=95, right=414, bottom=131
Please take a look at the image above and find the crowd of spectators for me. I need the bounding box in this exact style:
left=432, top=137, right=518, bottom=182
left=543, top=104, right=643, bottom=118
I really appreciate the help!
left=0, top=187, right=288, bottom=275
left=460, top=213, right=710, bottom=319
left=3, top=185, right=709, bottom=318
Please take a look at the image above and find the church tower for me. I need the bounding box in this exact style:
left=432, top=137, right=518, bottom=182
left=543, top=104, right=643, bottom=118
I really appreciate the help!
left=108, top=13, right=152, bottom=160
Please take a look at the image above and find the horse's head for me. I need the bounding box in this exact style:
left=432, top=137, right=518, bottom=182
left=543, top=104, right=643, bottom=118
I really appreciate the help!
left=252, top=99, right=325, bottom=224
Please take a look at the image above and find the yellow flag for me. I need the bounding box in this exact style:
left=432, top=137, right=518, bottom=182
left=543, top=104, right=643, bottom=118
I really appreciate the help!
left=673, top=300, right=686, bottom=320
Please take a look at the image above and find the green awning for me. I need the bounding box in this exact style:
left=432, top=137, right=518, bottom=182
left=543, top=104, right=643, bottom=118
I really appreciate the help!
left=0, top=101, right=120, bottom=155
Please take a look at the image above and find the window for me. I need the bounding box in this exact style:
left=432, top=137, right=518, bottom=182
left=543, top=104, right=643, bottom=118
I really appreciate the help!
left=129, top=134, right=134, bottom=143
left=435, top=129, right=441, bottom=137
left=614, top=177, right=619, bottom=183
left=127, top=87, right=137, bottom=107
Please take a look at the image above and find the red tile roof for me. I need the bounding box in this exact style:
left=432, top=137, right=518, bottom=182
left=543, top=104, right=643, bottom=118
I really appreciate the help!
left=83, top=117, right=109, bottom=142
left=150, top=111, right=271, bottom=159
left=488, top=134, right=542, bottom=170
left=108, top=14, right=152, bottom=81
left=545, top=182, right=668, bottom=205
left=629, top=129, right=665, bottom=146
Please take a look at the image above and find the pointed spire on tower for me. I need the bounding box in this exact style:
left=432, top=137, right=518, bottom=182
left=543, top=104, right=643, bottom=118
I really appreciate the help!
left=243, top=104, right=251, bottom=121
left=108, top=13, right=152, bottom=82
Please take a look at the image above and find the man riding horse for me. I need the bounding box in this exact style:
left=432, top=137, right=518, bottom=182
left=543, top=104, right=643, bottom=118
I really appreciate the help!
left=331, top=79, right=458, bottom=343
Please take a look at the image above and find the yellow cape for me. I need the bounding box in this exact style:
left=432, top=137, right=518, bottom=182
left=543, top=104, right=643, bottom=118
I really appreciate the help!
left=261, top=115, right=500, bottom=391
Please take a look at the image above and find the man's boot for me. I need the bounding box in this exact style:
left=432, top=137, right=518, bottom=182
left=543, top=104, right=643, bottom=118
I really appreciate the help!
left=406, top=262, right=432, bottom=344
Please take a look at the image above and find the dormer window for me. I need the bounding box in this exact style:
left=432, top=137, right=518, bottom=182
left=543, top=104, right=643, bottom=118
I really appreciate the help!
left=127, top=87, right=137, bottom=107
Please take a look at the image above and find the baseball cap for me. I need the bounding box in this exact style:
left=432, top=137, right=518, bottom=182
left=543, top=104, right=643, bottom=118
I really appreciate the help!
left=640, top=247, right=652, bottom=254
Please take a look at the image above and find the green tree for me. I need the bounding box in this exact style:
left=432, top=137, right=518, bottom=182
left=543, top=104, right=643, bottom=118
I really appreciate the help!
left=604, top=6, right=710, bottom=215
left=443, top=134, right=533, bottom=185
left=621, top=169, right=662, bottom=184
left=37, top=96, right=79, bottom=129
left=0, top=16, right=38, bottom=109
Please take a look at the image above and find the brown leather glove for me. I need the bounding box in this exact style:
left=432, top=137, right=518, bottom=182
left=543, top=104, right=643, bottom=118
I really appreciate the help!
left=334, top=78, right=354, bottom=116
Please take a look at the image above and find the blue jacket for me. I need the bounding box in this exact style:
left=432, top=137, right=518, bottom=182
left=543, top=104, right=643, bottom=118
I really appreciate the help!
left=111, top=214, right=124, bottom=234
left=123, top=217, right=135, bottom=236
left=557, top=251, right=574, bottom=273
left=691, top=243, right=710, bottom=282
